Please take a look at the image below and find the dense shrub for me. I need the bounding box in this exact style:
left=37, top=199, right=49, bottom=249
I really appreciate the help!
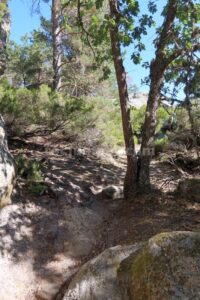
left=154, top=137, right=169, bottom=155
left=0, top=80, right=94, bottom=135
left=131, top=105, right=170, bottom=139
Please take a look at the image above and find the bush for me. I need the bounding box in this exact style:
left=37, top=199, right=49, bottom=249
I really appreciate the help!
left=89, top=96, right=124, bottom=149
left=131, top=105, right=170, bottom=143
left=16, top=154, right=46, bottom=196
left=0, top=80, right=94, bottom=135
left=154, top=137, right=169, bottom=155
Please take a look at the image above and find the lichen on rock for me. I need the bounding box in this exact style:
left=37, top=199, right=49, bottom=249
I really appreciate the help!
left=119, top=231, right=200, bottom=300
left=63, top=231, right=200, bottom=300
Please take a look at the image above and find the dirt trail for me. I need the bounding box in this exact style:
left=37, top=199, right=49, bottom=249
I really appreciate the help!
left=0, top=135, right=199, bottom=299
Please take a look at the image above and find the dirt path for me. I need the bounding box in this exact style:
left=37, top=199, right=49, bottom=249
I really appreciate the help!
left=0, top=135, right=198, bottom=299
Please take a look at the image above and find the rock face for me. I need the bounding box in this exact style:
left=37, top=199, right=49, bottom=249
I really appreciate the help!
left=0, top=201, right=107, bottom=300
left=0, top=115, right=15, bottom=207
left=63, top=244, right=142, bottom=300
left=120, top=231, right=200, bottom=300
left=64, top=231, right=200, bottom=300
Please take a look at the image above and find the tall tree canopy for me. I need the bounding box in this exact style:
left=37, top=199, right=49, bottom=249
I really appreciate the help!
left=70, top=0, right=200, bottom=197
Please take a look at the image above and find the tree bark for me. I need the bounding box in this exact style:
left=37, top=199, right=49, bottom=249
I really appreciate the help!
left=0, top=0, right=10, bottom=76
left=52, top=0, right=62, bottom=91
left=109, top=0, right=138, bottom=200
left=139, top=0, right=178, bottom=189
left=0, top=2, right=15, bottom=208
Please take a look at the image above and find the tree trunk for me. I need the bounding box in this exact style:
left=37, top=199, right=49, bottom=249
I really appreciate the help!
left=109, top=0, right=138, bottom=200
left=139, top=61, right=165, bottom=188
left=52, top=0, right=62, bottom=91
left=138, top=0, right=178, bottom=189
left=0, top=2, right=15, bottom=208
left=0, top=0, right=10, bottom=76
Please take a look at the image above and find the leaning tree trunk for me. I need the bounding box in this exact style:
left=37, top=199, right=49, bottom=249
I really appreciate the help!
left=52, top=0, right=62, bottom=91
left=0, top=1, right=15, bottom=207
left=138, top=0, right=178, bottom=189
left=109, top=0, right=138, bottom=200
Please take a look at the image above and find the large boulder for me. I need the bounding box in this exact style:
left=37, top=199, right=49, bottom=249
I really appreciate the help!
left=63, top=244, right=143, bottom=300
left=119, top=231, right=200, bottom=299
left=64, top=231, right=200, bottom=300
left=0, top=115, right=15, bottom=207
left=0, top=202, right=106, bottom=300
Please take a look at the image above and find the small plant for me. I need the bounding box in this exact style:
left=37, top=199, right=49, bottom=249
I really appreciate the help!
left=154, top=137, right=169, bottom=155
left=15, top=154, right=27, bottom=176
left=27, top=182, right=46, bottom=197
left=26, top=160, right=43, bottom=182
left=16, top=155, right=46, bottom=196
left=26, top=160, right=46, bottom=196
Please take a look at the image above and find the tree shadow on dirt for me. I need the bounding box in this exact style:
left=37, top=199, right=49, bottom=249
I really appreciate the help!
left=0, top=144, right=126, bottom=299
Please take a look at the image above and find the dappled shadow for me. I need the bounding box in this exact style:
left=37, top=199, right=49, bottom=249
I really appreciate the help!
left=12, top=144, right=125, bottom=207
left=150, top=160, right=181, bottom=192
left=0, top=138, right=126, bottom=299
left=0, top=199, right=103, bottom=299
left=104, top=191, right=200, bottom=250
left=2, top=134, right=199, bottom=299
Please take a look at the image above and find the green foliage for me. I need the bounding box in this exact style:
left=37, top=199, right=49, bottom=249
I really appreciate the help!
left=131, top=104, right=170, bottom=138
left=176, top=101, right=200, bottom=134
left=16, top=155, right=43, bottom=181
left=76, top=0, right=155, bottom=69
left=27, top=183, right=46, bottom=197
left=7, top=32, right=52, bottom=87
left=0, top=80, right=94, bottom=134
left=93, top=97, right=124, bottom=147
left=156, top=106, right=171, bottom=131
left=0, top=2, right=7, bottom=21
left=154, top=137, right=169, bottom=155
left=16, top=154, right=46, bottom=196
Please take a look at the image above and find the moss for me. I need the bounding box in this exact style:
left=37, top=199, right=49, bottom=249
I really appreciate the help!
left=118, top=232, right=200, bottom=300
left=130, top=244, right=170, bottom=299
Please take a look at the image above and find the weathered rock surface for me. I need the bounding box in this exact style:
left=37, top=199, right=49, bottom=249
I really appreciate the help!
left=0, top=115, right=15, bottom=207
left=0, top=201, right=105, bottom=300
left=102, top=185, right=123, bottom=199
left=63, top=244, right=142, bottom=300
left=64, top=231, right=200, bottom=300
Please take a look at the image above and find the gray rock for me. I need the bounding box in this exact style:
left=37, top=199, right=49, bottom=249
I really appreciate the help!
left=102, top=185, right=124, bottom=199
left=64, top=231, right=200, bottom=300
left=0, top=202, right=105, bottom=300
left=0, top=115, right=15, bottom=207
left=63, top=244, right=142, bottom=300
left=119, top=231, right=200, bottom=300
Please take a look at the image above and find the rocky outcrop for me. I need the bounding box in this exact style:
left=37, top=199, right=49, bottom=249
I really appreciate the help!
left=0, top=115, right=15, bottom=207
left=63, top=244, right=142, bottom=300
left=0, top=201, right=107, bottom=300
left=120, top=231, right=200, bottom=299
left=64, top=231, right=200, bottom=300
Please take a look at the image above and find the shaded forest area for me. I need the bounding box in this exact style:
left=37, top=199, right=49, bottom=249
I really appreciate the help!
left=0, top=0, right=200, bottom=299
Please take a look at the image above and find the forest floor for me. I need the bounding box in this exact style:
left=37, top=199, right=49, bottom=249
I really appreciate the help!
left=2, top=132, right=199, bottom=300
